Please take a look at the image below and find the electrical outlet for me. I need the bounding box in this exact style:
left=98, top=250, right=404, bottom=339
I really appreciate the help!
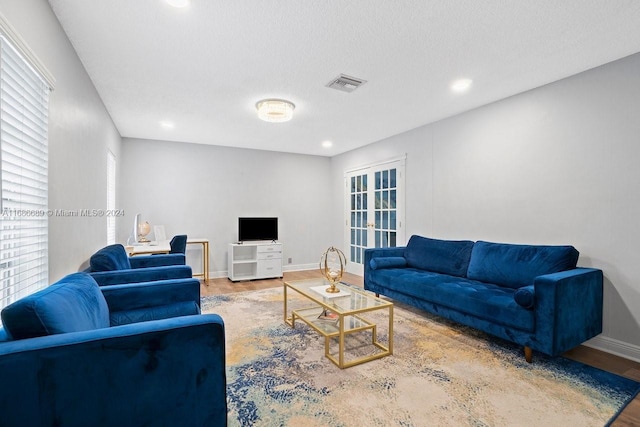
left=288, top=257, right=292, bottom=264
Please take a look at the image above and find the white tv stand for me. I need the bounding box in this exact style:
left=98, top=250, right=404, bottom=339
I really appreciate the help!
left=228, top=241, right=283, bottom=281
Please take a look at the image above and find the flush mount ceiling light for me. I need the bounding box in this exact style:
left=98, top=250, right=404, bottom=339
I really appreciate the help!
left=159, top=120, right=175, bottom=129
left=255, top=99, right=295, bottom=123
left=166, top=0, right=189, bottom=8
left=450, top=78, right=473, bottom=93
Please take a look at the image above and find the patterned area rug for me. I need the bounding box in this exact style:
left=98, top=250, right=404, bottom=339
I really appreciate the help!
left=202, top=287, right=639, bottom=427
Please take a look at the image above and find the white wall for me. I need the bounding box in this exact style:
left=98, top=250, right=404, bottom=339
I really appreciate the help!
left=120, top=138, right=333, bottom=277
left=0, top=0, right=122, bottom=280
left=331, top=52, right=640, bottom=361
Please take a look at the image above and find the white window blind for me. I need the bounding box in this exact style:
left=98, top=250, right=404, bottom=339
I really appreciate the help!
left=0, top=35, right=50, bottom=310
left=107, top=150, right=116, bottom=245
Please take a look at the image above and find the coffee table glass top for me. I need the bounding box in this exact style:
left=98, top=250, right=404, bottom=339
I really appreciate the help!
left=284, top=278, right=392, bottom=314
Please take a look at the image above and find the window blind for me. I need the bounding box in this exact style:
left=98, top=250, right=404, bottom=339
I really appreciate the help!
left=107, top=150, right=116, bottom=245
left=0, top=35, right=50, bottom=310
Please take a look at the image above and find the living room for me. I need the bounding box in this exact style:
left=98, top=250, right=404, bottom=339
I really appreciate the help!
left=1, top=0, right=640, bottom=425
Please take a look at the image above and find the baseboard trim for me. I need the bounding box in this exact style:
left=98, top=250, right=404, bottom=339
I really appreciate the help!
left=283, top=263, right=317, bottom=272
left=582, top=335, right=640, bottom=363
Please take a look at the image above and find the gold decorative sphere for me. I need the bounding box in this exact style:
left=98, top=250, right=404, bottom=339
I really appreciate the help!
left=319, top=246, right=346, bottom=293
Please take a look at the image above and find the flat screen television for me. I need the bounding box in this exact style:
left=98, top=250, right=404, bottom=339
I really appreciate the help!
left=238, top=217, right=278, bottom=242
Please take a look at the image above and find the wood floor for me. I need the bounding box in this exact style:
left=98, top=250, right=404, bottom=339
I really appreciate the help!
left=201, top=270, right=640, bottom=426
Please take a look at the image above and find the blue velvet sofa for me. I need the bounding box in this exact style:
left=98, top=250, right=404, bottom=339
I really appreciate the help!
left=87, top=243, right=193, bottom=286
left=0, top=272, right=227, bottom=426
left=364, top=235, right=603, bottom=362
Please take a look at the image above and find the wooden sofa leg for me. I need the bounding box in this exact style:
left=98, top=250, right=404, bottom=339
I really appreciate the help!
left=524, top=346, right=533, bottom=363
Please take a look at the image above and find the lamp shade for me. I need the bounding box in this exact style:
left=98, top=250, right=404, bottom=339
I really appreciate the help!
left=256, top=99, right=295, bottom=123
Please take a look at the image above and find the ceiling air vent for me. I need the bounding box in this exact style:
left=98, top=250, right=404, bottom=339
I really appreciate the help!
left=326, top=74, right=366, bottom=93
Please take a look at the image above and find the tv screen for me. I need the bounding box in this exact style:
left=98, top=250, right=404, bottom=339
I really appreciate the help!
left=238, top=217, right=278, bottom=242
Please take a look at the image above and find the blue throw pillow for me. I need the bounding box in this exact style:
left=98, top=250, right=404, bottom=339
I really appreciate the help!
left=1, top=273, right=110, bottom=340
left=514, top=286, right=535, bottom=309
left=90, top=244, right=132, bottom=271
left=467, top=241, right=579, bottom=289
left=370, top=257, right=407, bottom=270
left=404, top=235, right=475, bottom=277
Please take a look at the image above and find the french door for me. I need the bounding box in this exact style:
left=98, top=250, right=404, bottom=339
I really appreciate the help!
left=344, top=158, right=405, bottom=275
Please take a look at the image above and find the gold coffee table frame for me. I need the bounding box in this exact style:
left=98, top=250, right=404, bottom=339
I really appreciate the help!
left=284, top=278, right=393, bottom=369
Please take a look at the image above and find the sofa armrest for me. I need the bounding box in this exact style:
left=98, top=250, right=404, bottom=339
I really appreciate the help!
left=101, top=278, right=201, bottom=312
left=129, top=253, right=185, bottom=268
left=90, top=265, right=193, bottom=286
left=533, top=267, right=603, bottom=356
left=0, top=315, right=226, bottom=427
left=364, top=247, right=406, bottom=291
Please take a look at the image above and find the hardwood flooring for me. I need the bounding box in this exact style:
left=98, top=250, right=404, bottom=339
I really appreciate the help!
left=201, top=270, right=640, bottom=425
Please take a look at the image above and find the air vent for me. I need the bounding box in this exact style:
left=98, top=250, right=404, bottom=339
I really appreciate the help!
left=326, top=74, right=366, bottom=93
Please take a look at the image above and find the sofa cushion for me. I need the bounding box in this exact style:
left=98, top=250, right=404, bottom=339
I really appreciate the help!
left=370, top=257, right=407, bottom=270
left=90, top=244, right=132, bottom=271
left=404, top=235, right=475, bottom=278
left=1, top=273, right=110, bottom=340
left=368, top=267, right=534, bottom=331
left=467, top=241, right=579, bottom=289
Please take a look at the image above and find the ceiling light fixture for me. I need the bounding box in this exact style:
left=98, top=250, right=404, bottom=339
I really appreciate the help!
left=450, top=78, right=473, bottom=93
left=166, top=0, right=189, bottom=8
left=160, top=121, right=175, bottom=129
left=322, top=140, right=333, bottom=148
left=255, top=99, right=295, bottom=123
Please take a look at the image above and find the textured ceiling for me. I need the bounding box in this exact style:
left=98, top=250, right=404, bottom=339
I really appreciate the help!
left=48, top=0, right=640, bottom=157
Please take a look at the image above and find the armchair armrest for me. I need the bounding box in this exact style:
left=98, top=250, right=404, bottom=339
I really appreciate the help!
left=101, top=278, right=201, bottom=312
left=101, top=278, right=201, bottom=326
left=533, top=267, right=603, bottom=356
left=0, top=315, right=226, bottom=427
left=129, top=253, right=185, bottom=268
left=90, top=265, right=192, bottom=286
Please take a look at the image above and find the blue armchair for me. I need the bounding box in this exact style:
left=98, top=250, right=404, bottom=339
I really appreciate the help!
left=87, top=244, right=193, bottom=286
left=0, top=272, right=227, bottom=426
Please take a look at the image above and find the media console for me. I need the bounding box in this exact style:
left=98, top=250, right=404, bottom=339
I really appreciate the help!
left=228, top=242, right=283, bottom=281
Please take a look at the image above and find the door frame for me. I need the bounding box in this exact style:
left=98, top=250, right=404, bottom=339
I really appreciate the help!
left=343, top=155, right=406, bottom=276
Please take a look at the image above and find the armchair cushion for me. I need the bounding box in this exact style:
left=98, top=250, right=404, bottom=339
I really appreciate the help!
left=89, top=244, right=131, bottom=271
left=1, top=273, right=109, bottom=340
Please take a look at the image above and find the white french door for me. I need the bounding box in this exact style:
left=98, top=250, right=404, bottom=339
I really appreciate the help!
left=344, top=158, right=405, bottom=275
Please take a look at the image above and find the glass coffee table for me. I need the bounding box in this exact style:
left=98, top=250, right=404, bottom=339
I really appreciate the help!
left=284, top=278, right=393, bottom=369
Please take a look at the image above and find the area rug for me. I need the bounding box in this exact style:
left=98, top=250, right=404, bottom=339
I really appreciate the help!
left=202, top=287, right=639, bottom=427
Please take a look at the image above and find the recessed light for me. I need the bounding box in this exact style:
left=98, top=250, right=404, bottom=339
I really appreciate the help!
left=322, top=140, right=333, bottom=148
left=160, top=121, right=175, bottom=129
left=166, top=0, right=189, bottom=8
left=450, top=78, right=473, bottom=93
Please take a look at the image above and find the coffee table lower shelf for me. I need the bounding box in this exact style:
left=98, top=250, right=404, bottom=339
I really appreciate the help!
left=285, top=305, right=393, bottom=369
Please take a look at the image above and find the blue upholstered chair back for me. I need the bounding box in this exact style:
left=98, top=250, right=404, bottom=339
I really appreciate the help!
left=1, top=273, right=109, bottom=340
left=170, top=235, right=188, bottom=254
left=89, top=244, right=131, bottom=271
